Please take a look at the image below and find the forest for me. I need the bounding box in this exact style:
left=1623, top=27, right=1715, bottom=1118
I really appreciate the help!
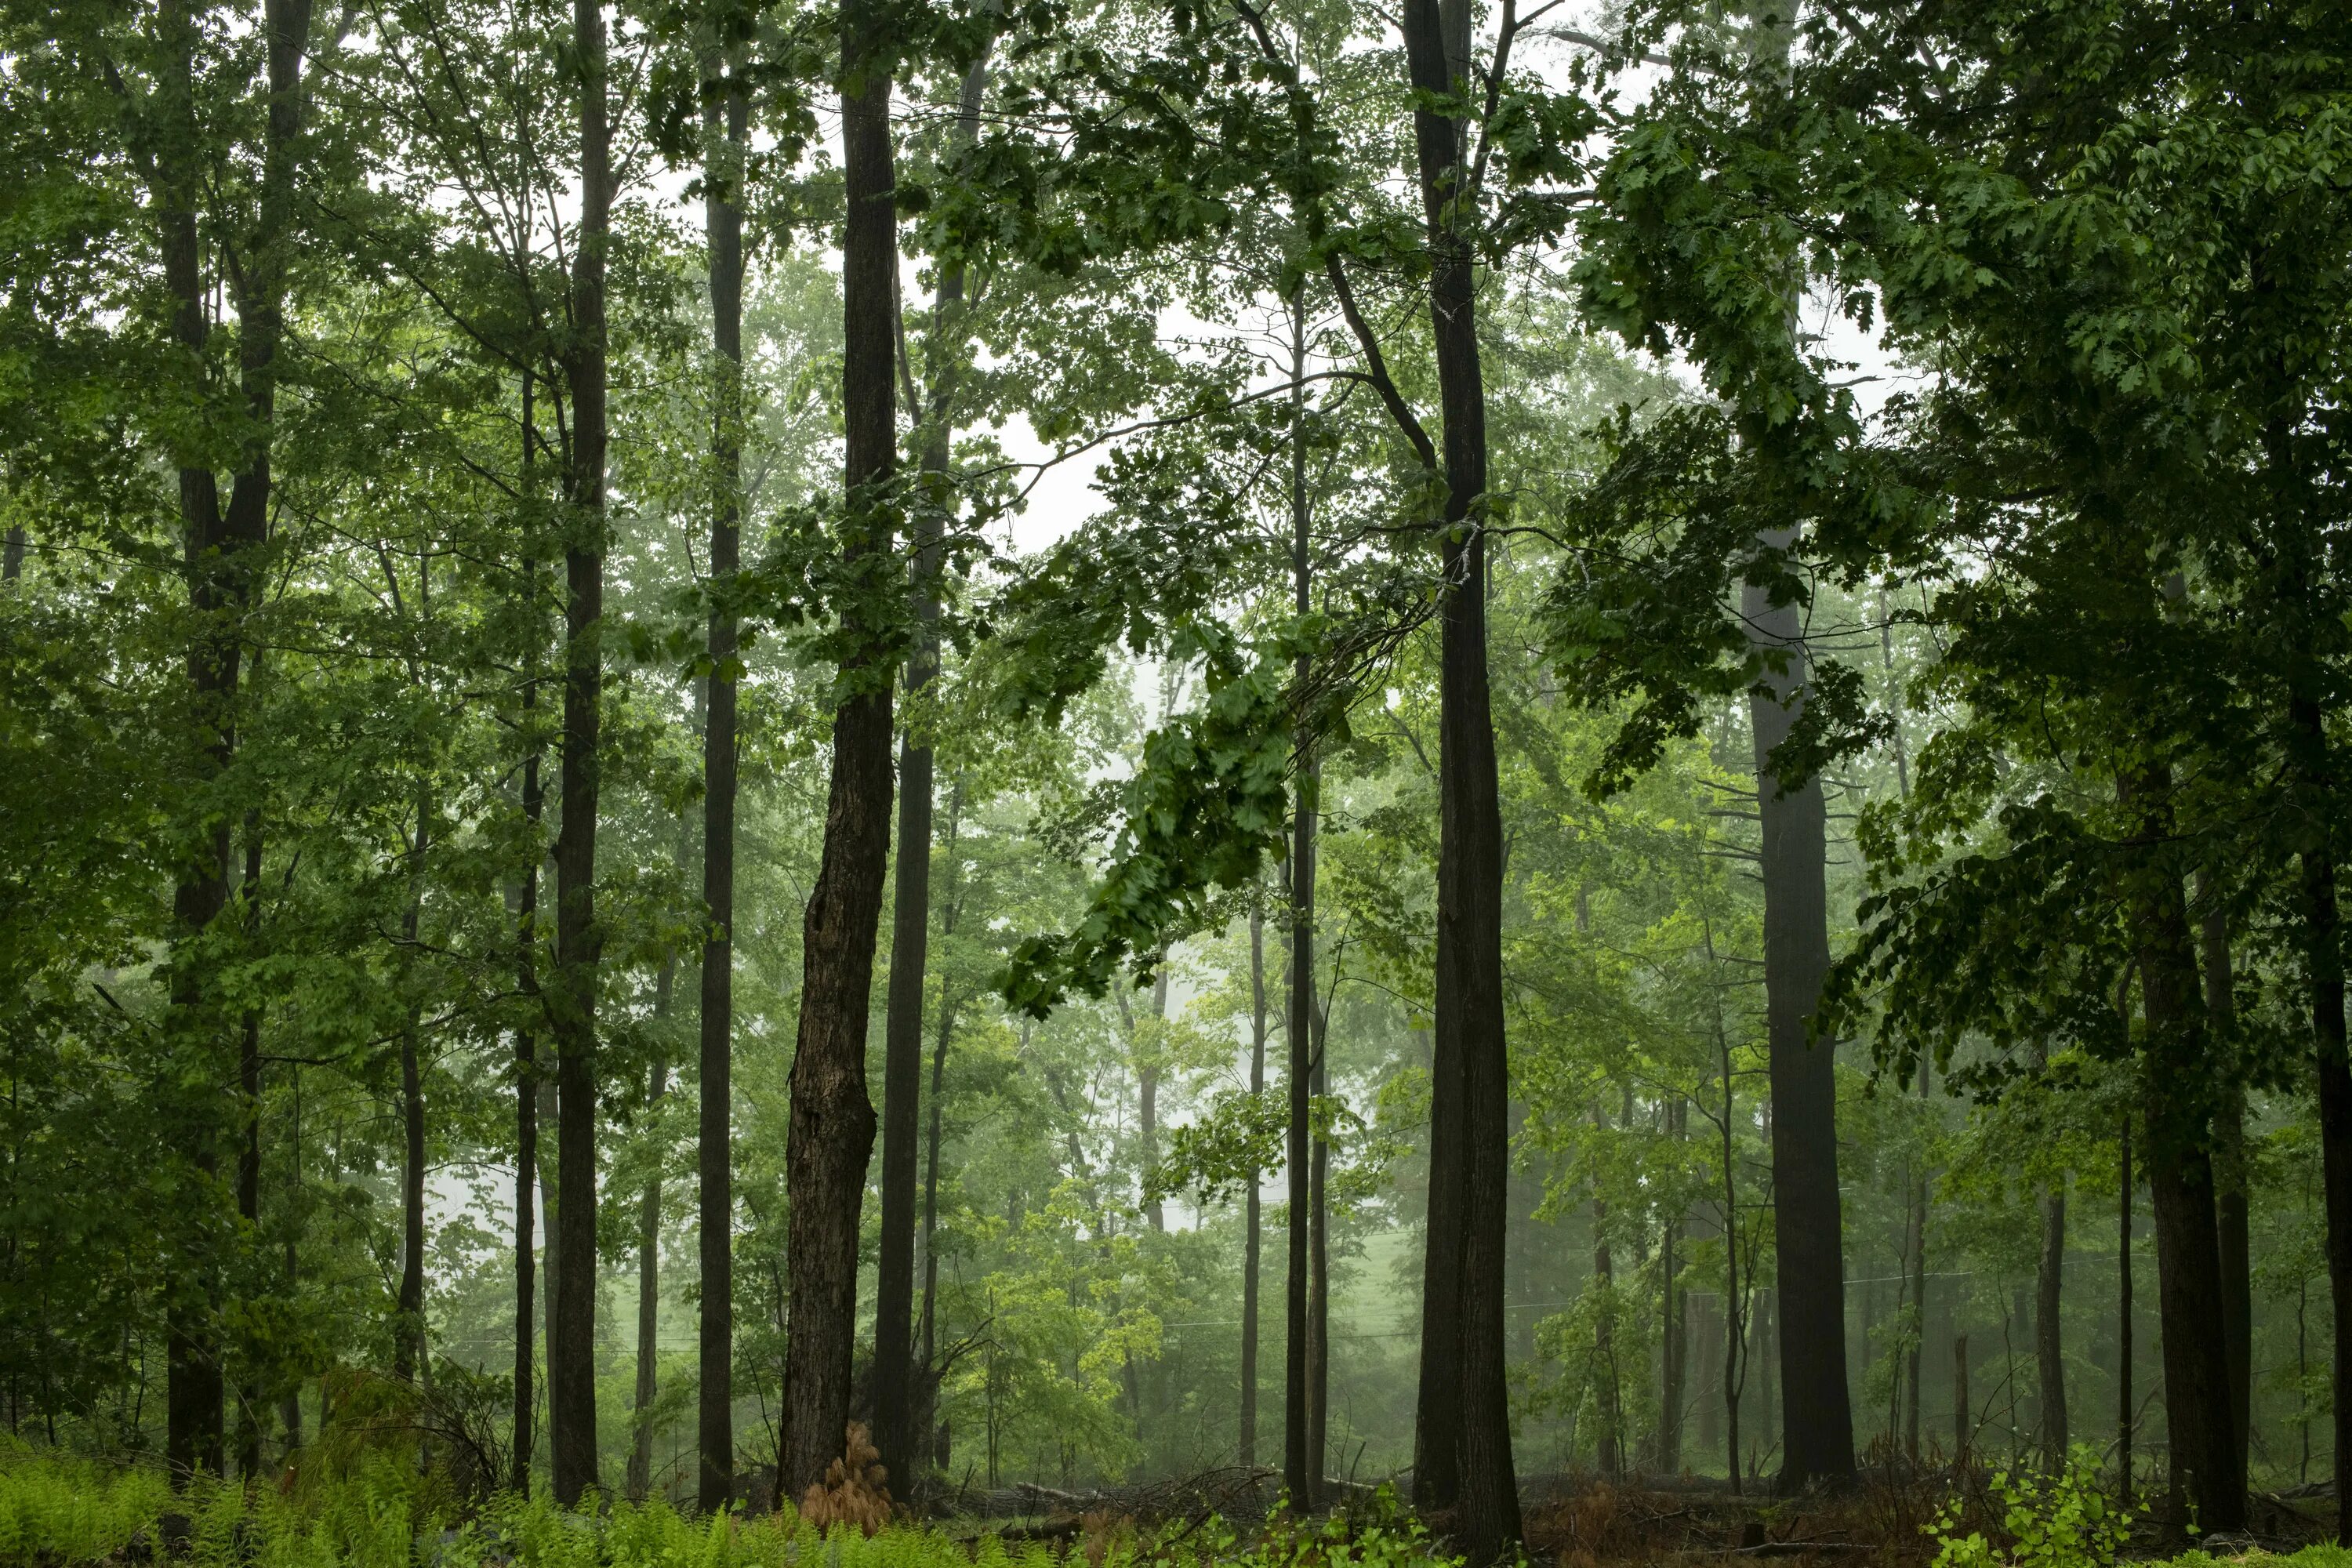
left=0, top=0, right=2348, bottom=1562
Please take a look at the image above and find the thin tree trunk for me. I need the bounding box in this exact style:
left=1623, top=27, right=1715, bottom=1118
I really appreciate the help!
left=2036, top=1181, right=2067, bottom=1465
left=548, top=0, right=612, bottom=1505
left=1953, top=1334, right=1969, bottom=1465
left=1282, top=286, right=1319, bottom=1508
left=1243, top=884, right=1267, bottom=1469
left=512, top=382, right=544, bottom=1497
left=2122, top=765, right=2244, bottom=1532
left=874, top=39, right=992, bottom=1493
left=2201, top=905, right=2252, bottom=1486
left=395, top=796, right=430, bottom=1385
left=236, top=813, right=263, bottom=1480
left=2118, top=1105, right=2132, bottom=1508
left=627, top=1047, right=669, bottom=1501
left=1661, top=1095, right=1687, bottom=1475
left=1743, top=539, right=1858, bottom=1492
left=697, top=44, right=747, bottom=1517
left=1905, top=1056, right=1927, bottom=1464
left=1594, top=1137, right=1619, bottom=1479
left=155, top=0, right=311, bottom=1479
left=1306, top=994, right=1330, bottom=1502
left=915, top=778, right=966, bottom=1468
left=781, top=0, right=896, bottom=1496
left=2292, top=691, right=2352, bottom=1544
left=1397, top=2, right=1518, bottom=1547
left=280, top=1070, right=302, bottom=1458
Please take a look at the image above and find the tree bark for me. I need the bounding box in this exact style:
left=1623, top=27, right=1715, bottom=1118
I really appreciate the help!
left=1594, top=1145, right=1620, bottom=1479
left=512, top=383, right=544, bottom=1497
left=548, top=0, right=611, bottom=1504
left=627, top=1047, right=669, bottom=1502
left=780, top=0, right=895, bottom=1497
left=1661, top=1095, right=1686, bottom=1475
left=2199, top=901, right=2252, bottom=1487
left=1905, top=1057, right=1928, bottom=1464
left=235, top=815, right=263, bottom=1481
left=2036, top=1180, right=2067, bottom=1465
left=154, top=0, right=312, bottom=1481
left=874, top=38, right=990, bottom=1494
left=1398, top=0, right=1518, bottom=1548
left=698, top=45, right=747, bottom=1517
left=2121, top=766, right=2244, bottom=1532
left=1307, top=993, right=1330, bottom=1503
left=2118, top=1105, right=2132, bottom=1508
left=2291, top=691, right=2352, bottom=1544
left=1283, top=287, right=1320, bottom=1510
left=1243, top=884, right=1267, bottom=1470
left=394, top=796, right=430, bottom=1386
left=1742, top=543, right=1858, bottom=1492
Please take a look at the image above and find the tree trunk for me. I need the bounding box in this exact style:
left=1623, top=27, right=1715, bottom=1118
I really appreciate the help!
left=627, top=1047, right=669, bottom=1503
left=1661, top=1095, right=1686, bottom=1475
left=280, top=1069, right=303, bottom=1459
left=1742, top=541, right=1858, bottom=1493
left=1307, top=996, right=1330, bottom=1503
left=2122, top=766, right=2244, bottom=1533
left=2037, top=1180, right=2067, bottom=1465
left=1905, top=1058, right=1928, bottom=1464
left=1398, top=0, right=1519, bottom=1548
left=1594, top=1160, right=1619, bottom=1479
left=1953, top=1334, right=1969, bottom=1465
left=781, top=0, right=895, bottom=1497
left=1284, top=777, right=1314, bottom=1504
left=697, top=46, right=747, bottom=1517
left=154, top=0, right=311, bottom=1481
left=2118, top=1106, right=2132, bottom=1507
left=395, top=797, right=430, bottom=1386
left=236, top=816, right=263, bottom=1481
left=1243, top=885, right=1267, bottom=1470
left=1, top=526, right=22, bottom=582
left=2201, top=904, right=2252, bottom=1488
left=548, top=0, right=612, bottom=1506
left=2292, top=691, right=2352, bottom=1544
left=874, top=39, right=991, bottom=1494
left=512, top=386, right=545, bottom=1497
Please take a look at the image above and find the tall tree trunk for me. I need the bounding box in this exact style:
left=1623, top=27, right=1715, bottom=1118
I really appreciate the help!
left=513, top=600, right=543, bottom=1493
left=914, top=776, right=967, bottom=1468
left=2036, top=1181, right=2067, bottom=1465
left=549, top=0, right=611, bottom=1504
left=1141, top=970, right=1166, bottom=1234
left=627, top=1046, right=669, bottom=1501
left=2291, top=691, right=2352, bottom=1544
left=1306, top=996, right=1330, bottom=1502
left=1283, top=288, right=1319, bottom=1508
left=1398, top=1, right=1518, bottom=1548
left=1743, top=541, right=1858, bottom=1492
left=698, top=45, right=746, bottom=1516
left=2121, top=765, right=2244, bottom=1532
left=154, top=0, right=311, bottom=1480
left=236, top=813, right=263, bottom=1481
left=1594, top=1145, right=1619, bottom=1479
left=1905, top=1057, right=1928, bottom=1463
left=1243, top=885, right=1267, bottom=1470
left=1661, top=1095, right=1686, bottom=1475
left=280, top=1070, right=303, bottom=1457
left=781, top=0, right=895, bottom=1496
left=2118, top=1105, right=2132, bottom=1507
left=395, top=795, right=430, bottom=1385
left=874, top=38, right=991, bottom=1493
left=2201, top=906, right=2252, bottom=1486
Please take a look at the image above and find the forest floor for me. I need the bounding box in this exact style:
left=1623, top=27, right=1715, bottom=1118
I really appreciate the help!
left=1504, top=1470, right=2343, bottom=1568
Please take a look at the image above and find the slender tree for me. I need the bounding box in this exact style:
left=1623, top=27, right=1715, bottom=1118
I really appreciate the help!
left=780, top=0, right=897, bottom=1494
left=698, top=37, right=748, bottom=1512
left=548, top=0, right=613, bottom=1501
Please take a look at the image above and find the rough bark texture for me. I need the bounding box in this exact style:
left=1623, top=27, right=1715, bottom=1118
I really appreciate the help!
left=1399, top=0, right=1518, bottom=1550
left=780, top=1, right=895, bottom=1497
left=512, top=410, right=544, bottom=1497
left=1742, top=546, right=1858, bottom=1492
left=2123, top=767, right=2245, bottom=1533
left=548, top=0, right=611, bottom=1504
left=698, top=53, right=746, bottom=1516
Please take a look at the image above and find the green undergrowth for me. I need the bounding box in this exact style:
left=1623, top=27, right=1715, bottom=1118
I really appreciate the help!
left=0, top=1447, right=1454, bottom=1568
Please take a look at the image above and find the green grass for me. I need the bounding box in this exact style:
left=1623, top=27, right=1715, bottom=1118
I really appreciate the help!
left=0, top=1447, right=1454, bottom=1568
